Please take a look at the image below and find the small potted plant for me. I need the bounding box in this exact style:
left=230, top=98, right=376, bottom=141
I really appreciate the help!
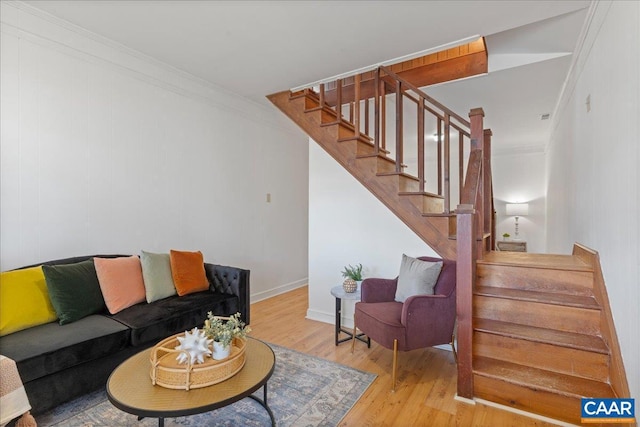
left=341, top=263, right=363, bottom=293
left=203, top=312, right=251, bottom=360
left=502, top=232, right=511, bottom=241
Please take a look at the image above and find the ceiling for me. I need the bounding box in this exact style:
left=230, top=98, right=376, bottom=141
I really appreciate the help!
left=24, top=0, right=591, bottom=152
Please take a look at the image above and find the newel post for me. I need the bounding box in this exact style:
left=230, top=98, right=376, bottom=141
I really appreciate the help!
left=483, top=129, right=494, bottom=251
left=469, top=108, right=485, bottom=251
left=456, top=203, right=476, bottom=399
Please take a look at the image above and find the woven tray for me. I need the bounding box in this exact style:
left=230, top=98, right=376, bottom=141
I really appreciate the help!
left=150, top=334, right=246, bottom=390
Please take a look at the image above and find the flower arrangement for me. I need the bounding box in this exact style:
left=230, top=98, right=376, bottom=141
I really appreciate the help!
left=341, top=263, right=363, bottom=281
left=203, top=312, right=250, bottom=348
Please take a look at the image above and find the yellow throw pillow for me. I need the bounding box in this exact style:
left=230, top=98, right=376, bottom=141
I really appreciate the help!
left=0, top=266, right=57, bottom=336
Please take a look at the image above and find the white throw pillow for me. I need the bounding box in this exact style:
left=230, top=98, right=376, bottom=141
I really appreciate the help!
left=395, top=254, right=443, bottom=303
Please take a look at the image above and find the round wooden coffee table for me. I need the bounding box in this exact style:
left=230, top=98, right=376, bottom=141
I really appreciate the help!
left=107, top=337, right=275, bottom=426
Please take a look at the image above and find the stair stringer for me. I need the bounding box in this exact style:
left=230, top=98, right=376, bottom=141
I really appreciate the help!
left=268, top=90, right=456, bottom=259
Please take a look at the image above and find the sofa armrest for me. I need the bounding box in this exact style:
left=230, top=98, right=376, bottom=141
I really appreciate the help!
left=361, top=278, right=397, bottom=303
left=204, top=263, right=250, bottom=325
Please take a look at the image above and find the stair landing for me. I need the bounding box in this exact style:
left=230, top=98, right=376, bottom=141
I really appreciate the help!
left=481, top=251, right=592, bottom=271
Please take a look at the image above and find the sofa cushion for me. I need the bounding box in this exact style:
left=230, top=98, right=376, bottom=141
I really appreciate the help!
left=169, top=250, right=209, bottom=296
left=109, top=291, right=238, bottom=346
left=0, top=267, right=57, bottom=336
left=0, top=315, right=130, bottom=383
left=94, top=256, right=146, bottom=314
left=42, top=260, right=106, bottom=324
left=140, top=251, right=176, bottom=303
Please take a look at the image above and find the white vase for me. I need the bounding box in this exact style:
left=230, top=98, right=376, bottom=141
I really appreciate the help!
left=212, top=341, right=231, bottom=360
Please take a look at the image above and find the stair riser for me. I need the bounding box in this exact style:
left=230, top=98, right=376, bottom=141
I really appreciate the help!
left=477, top=264, right=594, bottom=296
left=474, top=296, right=600, bottom=335
left=403, top=194, right=444, bottom=214
left=376, top=157, right=401, bottom=174
left=474, top=332, right=609, bottom=382
left=320, top=108, right=339, bottom=124
left=376, top=174, right=419, bottom=192
left=474, top=374, right=582, bottom=425
left=304, top=96, right=320, bottom=111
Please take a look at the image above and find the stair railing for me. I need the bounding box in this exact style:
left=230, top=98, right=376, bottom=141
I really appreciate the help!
left=316, top=66, right=475, bottom=214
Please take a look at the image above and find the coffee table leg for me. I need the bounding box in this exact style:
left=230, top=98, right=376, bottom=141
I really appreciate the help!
left=248, top=384, right=275, bottom=426
left=138, top=416, right=164, bottom=427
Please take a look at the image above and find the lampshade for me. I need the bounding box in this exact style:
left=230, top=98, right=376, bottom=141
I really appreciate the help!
left=506, top=203, right=529, bottom=216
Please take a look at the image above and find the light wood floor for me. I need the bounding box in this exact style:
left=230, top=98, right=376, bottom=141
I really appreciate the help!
left=250, top=286, right=563, bottom=427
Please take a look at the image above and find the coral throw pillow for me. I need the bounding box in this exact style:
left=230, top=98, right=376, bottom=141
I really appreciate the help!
left=94, top=256, right=146, bottom=314
left=0, top=266, right=58, bottom=336
left=169, top=250, right=209, bottom=296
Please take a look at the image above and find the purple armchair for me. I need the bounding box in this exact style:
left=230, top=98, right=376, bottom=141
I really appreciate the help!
left=351, top=256, right=456, bottom=390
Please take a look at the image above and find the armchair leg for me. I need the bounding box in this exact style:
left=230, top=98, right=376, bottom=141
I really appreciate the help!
left=450, top=334, right=458, bottom=364
left=391, top=339, right=398, bottom=392
left=350, top=322, right=357, bottom=354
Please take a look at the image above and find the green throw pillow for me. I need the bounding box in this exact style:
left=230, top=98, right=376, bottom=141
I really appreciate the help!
left=140, top=250, right=177, bottom=303
left=42, top=259, right=106, bottom=325
left=395, top=254, right=443, bottom=303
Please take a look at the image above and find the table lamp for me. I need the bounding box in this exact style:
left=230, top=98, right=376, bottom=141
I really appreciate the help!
left=506, top=203, right=529, bottom=240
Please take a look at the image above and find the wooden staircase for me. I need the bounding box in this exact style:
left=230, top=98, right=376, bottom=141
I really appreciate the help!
left=268, top=63, right=630, bottom=425
left=473, top=251, right=618, bottom=425
left=267, top=66, right=486, bottom=260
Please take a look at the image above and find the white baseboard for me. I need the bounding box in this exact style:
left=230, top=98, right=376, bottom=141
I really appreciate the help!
left=305, top=308, right=335, bottom=325
left=250, top=279, right=307, bottom=303
left=474, top=398, right=579, bottom=426
left=454, top=394, right=476, bottom=405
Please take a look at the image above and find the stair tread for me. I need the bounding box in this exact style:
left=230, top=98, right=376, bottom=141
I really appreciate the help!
left=354, top=149, right=391, bottom=157
left=422, top=212, right=456, bottom=217
left=473, top=356, right=615, bottom=398
left=480, top=252, right=592, bottom=272
left=398, top=191, right=444, bottom=199
left=475, top=286, right=599, bottom=309
left=376, top=171, right=420, bottom=181
left=337, top=134, right=373, bottom=143
left=474, top=318, right=609, bottom=353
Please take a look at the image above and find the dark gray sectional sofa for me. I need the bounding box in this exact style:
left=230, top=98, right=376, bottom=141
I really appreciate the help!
left=0, top=255, right=250, bottom=414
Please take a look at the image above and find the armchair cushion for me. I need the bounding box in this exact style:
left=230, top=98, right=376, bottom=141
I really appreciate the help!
left=355, top=301, right=404, bottom=350
left=395, top=254, right=442, bottom=302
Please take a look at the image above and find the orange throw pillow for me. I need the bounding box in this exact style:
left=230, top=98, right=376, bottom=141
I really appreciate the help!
left=94, top=256, right=146, bottom=314
left=169, top=250, right=209, bottom=296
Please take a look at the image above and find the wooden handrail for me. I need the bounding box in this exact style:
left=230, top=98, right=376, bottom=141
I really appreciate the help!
left=379, top=65, right=471, bottom=129
left=460, top=149, right=483, bottom=205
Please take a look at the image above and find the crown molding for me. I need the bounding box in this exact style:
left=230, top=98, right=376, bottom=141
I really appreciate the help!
left=1, top=1, right=303, bottom=137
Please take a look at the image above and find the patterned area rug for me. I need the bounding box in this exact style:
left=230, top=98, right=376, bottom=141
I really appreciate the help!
left=36, top=343, right=376, bottom=426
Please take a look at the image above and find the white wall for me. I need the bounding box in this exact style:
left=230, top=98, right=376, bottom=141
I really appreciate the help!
left=493, top=150, right=547, bottom=253
left=0, top=2, right=309, bottom=301
left=308, top=141, right=437, bottom=326
left=546, top=1, right=639, bottom=399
